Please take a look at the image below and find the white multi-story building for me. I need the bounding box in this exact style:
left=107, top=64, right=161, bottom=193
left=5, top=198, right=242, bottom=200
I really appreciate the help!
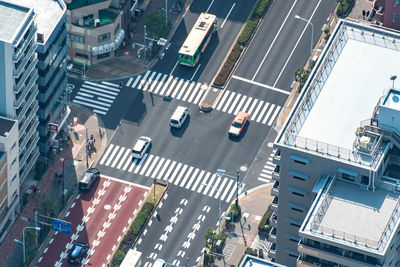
left=0, top=1, right=40, bottom=182
left=271, top=20, right=400, bottom=266
left=0, top=117, right=19, bottom=243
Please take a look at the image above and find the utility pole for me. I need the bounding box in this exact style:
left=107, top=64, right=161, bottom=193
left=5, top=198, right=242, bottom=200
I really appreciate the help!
left=143, top=25, right=147, bottom=66
left=236, top=170, right=240, bottom=206
left=153, top=178, right=156, bottom=203
left=165, top=0, right=168, bottom=27
left=85, top=128, right=89, bottom=168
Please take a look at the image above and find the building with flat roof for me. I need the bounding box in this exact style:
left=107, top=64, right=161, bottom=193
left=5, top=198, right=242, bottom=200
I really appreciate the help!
left=0, top=1, right=40, bottom=182
left=271, top=19, right=400, bottom=266
left=375, top=0, right=400, bottom=31
left=239, top=254, right=287, bottom=267
left=6, top=0, right=68, bottom=154
left=0, top=117, right=19, bottom=244
left=65, top=0, right=129, bottom=66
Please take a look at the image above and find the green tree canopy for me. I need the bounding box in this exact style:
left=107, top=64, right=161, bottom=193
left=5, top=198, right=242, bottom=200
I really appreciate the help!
left=144, top=10, right=171, bottom=39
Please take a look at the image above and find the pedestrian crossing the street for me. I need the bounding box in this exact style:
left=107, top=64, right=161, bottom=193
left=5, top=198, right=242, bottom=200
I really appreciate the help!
left=72, top=81, right=121, bottom=115
left=126, top=71, right=282, bottom=125
left=99, top=144, right=242, bottom=202
left=257, top=149, right=276, bottom=183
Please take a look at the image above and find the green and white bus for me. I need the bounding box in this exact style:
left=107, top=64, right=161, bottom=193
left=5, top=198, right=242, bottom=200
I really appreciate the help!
left=178, top=13, right=217, bottom=67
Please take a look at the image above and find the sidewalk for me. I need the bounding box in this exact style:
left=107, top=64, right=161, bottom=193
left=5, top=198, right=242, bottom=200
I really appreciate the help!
left=214, top=183, right=274, bottom=266
left=0, top=103, right=108, bottom=267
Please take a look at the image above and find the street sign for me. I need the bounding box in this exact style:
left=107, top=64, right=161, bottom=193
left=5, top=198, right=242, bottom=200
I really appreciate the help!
left=157, top=38, right=167, bottom=46
left=52, top=218, right=71, bottom=235
left=49, top=123, right=58, bottom=132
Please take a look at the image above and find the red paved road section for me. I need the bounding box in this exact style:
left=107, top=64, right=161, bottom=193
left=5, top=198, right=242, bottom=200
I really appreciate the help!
left=35, top=177, right=148, bottom=267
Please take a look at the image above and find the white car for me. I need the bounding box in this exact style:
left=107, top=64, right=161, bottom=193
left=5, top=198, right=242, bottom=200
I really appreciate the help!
left=153, top=259, right=166, bottom=267
left=132, top=136, right=152, bottom=159
left=170, top=106, right=189, bottom=128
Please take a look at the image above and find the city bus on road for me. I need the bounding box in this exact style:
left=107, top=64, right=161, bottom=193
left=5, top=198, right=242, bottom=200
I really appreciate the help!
left=178, top=13, right=217, bottom=67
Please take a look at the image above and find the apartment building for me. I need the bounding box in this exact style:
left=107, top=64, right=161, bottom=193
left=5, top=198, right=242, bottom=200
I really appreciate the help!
left=65, top=0, right=128, bottom=66
left=375, top=0, right=400, bottom=31
left=271, top=20, right=400, bottom=266
left=0, top=1, right=40, bottom=182
left=0, top=117, right=19, bottom=243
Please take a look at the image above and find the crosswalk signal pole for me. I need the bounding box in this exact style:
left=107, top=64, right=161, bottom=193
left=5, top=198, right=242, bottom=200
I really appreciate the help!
left=236, top=170, right=239, bottom=207
left=86, top=128, right=89, bottom=168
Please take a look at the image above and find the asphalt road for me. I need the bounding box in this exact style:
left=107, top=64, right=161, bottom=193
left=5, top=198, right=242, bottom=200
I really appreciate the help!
left=66, top=0, right=338, bottom=264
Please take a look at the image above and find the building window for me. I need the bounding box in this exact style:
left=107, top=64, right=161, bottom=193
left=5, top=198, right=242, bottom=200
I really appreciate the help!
left=342, top=173, right=355, bottom=181
left=289, top=170, right=309, bottom=181
left=288, top=186, right=307, bottom=197
left=293, top=175, right=305, bottom=181
left=97, top=52, right=110, bottom=59
left=114, top=24, right=120, bottom=35
left=75, top=53, right=88, bottom=59
left=393, top=12, right=398, bottom=23
left=12, top=174, right=17, bottom=182
left=98, top=32, right=111, bottom=43
left=11, top=142, right=16, bottom=150
left=12, top=158, right=16, bottom=166
left=395, top=0, right=399, bottom=8
left=290, top=154, right=310, bottom=165
left=361, top=175, right=369, bottom=185
left=67, top=33, right=85, bottom=44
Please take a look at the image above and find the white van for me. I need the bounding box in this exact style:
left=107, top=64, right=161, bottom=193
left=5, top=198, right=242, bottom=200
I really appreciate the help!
left=170, top=106, right=189, bottom=128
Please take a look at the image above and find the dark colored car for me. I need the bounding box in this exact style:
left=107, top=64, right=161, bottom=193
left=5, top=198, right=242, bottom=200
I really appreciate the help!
left=68, top=241, right=89, bottom=264
left=79, top=168, right=100, bottom=192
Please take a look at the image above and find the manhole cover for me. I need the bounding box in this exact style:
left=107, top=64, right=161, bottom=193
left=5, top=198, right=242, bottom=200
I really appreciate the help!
left=267, top=142, right=273, bottom=148
left=104, top=205, right=111, bottom=210
left=239, top=165, right=248, bottom=172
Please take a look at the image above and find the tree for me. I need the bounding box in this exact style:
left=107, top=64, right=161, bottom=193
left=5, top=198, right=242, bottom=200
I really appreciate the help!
left=36, top=194, right=58, bottom=217
left=294, top=67, right=308, bottom=90
left=144, top=10, right=171, bottom=39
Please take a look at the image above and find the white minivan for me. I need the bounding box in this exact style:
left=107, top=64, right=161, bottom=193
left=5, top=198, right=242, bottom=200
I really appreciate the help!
left=170, top=106, right=189, bottom=128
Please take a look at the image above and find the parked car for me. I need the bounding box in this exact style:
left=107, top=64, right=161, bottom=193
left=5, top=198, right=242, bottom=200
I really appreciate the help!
left=79, top=168, right=100, bottom=192
left=170, top=106, right=189, bottom=128
left=68, top=241, right=89, bottom=264
left=153, top=258, right=166, bottom=267
left=228, top=111, right=249, bottom=137
left=132, top=136, right=152, bottom=159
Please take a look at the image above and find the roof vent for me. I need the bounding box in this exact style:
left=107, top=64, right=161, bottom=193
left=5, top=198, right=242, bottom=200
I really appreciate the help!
left=359, top=136, right=371, bottom=150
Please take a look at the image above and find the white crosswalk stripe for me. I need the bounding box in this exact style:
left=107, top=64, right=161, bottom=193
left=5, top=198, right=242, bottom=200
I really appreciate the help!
left=258, top=150, right=276, bottom=183
left=126, top=71, right=284, bottom=124
left=99, top=145, right=238, bottom=201
left=72, top=80, right=121, bottom=116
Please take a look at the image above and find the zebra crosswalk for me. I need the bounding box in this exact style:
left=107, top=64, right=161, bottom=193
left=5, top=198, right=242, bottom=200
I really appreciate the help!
left=126, top=71, right=282, bottom=125
left=257, top=149, right=276, bottom=183
left=99, top=144, right=242, bottom=202
left=72, top=81, right=121, bottom=115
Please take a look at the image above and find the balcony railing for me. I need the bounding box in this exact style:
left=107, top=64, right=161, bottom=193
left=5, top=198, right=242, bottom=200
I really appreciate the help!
left=19, top=103, right=38, bottom=135
left=20, top=148, right=39, bottom=183
left=13, top=43, right=37, bottom=78
left=14, top=57, right=38, bottom=93
left=13, top=25, right=36, bottom=62
left=16, top=86, right=38, bottom=121
left=19, top=119, right=39, bottom=150
left=270, top=212, right=278, bottom=228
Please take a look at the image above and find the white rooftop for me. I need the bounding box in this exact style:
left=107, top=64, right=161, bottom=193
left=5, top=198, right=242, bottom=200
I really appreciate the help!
left=383, top=89, right=400, bottom=111
left=298, top=37, right=400, bottom=149
left=0, top=1, right=30, bottom=43
left=7, top=0, right=65, bottom=43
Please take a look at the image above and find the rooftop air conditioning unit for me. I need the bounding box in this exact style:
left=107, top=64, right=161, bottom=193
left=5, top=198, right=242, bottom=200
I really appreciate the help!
left=359, top=135, right=371, bottom=150
left=95, top=19, right=101, bottom=27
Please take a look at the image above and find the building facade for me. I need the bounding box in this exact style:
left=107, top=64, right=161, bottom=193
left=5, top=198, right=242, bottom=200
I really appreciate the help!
left=375, top=0, right=400, bottom=30
left=0, top=1, right=40, bottom=182
left=65, top=0, right=128, bottom=66
left=0, top=117, right=19, bottom=243
left=271, top=20, right=400, bottom=266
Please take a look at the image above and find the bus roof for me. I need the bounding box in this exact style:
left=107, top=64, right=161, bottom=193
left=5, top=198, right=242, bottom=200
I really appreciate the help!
left=178, top=13, right=216, bottom=56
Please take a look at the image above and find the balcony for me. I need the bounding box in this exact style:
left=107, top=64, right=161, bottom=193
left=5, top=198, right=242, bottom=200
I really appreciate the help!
left=13, top=25, right=36, bottom=62
left=271, top=181, right=279, bottom=197
left=268, top=227, right=277, bottom=243
left=272, top=165, right=280, bottom=181
left=273, top=149, right=281, bottom=162
left=16, top=85, right=38, bottom=121
left=19, top=133, right=39, bottom=171
left=268, top=242, right=276, bottom=259
left=19, top=103, right=39, bottom=135
left=20, top=148, right=39, bottom=183
left=271, top=196, right=279, bottom=212
left=19, top=119, right=39, bottom=150
left=14, top=57, right=38, bottom=94
left=13, top=43, right=37, bottom=78
left=269, top=212, right=278, bottom=228
left=297, top=260, right=320, bottom=267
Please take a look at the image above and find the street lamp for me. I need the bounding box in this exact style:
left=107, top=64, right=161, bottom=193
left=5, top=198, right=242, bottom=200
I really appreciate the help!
left=295, top=15, right=314, bottom=72
left=202, top=182, right=222, bottom=234
left=390, top=75, right=397, bottom=89
left=14, top=226, right=41, bottom=263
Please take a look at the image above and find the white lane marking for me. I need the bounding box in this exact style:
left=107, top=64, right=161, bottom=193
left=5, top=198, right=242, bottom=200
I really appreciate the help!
left=144, top=156, right=160, bottom=177
left=221, top=3, right=235, bottom=28
left=98, top=97, right=114, bottom=103
left=170, top=61, right=179, bottom=76
left=191, top=170, right=205, bottom=191
left=187, top=82, right=202, bottom=102
left=246, top=98, right=258, bottom=115
left=193, top=84, right=206, bottom=104
left=240, top=96, right=252, bottom=113
left=93, top=109, right=107, bottom=115
left=74, top=96, right=111, bottom=107
left=77, top=92, right=94, bottom=98
left=111, top=147, right=126, bottom=168
left=105, top=145, right=120, bottom=166
left=198, top=172, right=211, bottom=193
left=73, top=100, right=109, bottom=111
left=138, top=70, right=151, bottom=90
left=252, top=0, right=299, bottom=80
left=176, top=80, right=190, bottom=100
left=171, top=78, right=184, bottom=98
left=131, top=75, right=142, bottom=88
left=150, top=157, right=166, bottom=178
left=168, top=162, right=182, bottom=183
left=134, top=153, right=149, bottom=173
left=206, top=0, right=214, bottom=13
left=162, top=161, right=177, bottom=181
left=215, top=177, right=228, bottom=198
left=262, top=104, right=275, bottom=124
left=142, top=71, right=157, bottom=91
left=202, top=174, right=216, bottom=195
left=166, top=77, right=179, bottom=96
left=185, top=168, right=199, bottom=189
left=126, top=77, right=133, bottom=87
left=182, top=81, right=196, bottom=101
left=268, top=106, right=281, bottom=126
left=79, top=88, right=116, bottom=99
left=273, top=0, right=322, bottom=87
left=209, top=176, right=221, bottom=197
left=222, top=91, right=236, bottom=112
left=128, top=158, right=139, bottom=172
left=81, top=84, right=118, bottom=96
left=139, top=154, right=154, bottom=175
left=191, top=64, right=201, bottom=81
left=256, top=102, right=270, bottom=122
left=227, top=92, right=242, bottom=114
left=251, top=100, right=264, bottom=120
left=149, top=72, right=162, bottom=92
left=220, top=179, right=234, bottom=201
left=85, top=81, right=120, bottom=92
left=232, top=75, right=290, bottom=95
left=159, top=75, right=174, bottom=95
left=99, top=144, right=114, bottom=165
left=173, top=164, right=188, bottom=185
left=153, top=74, right=168, bottom=94
left=101, top=81, right=119, bottom=87
left=233, top=95, right=247, bottom=115
left=216, top=91, right=230, bottom=110
left=258, top=177, right=271, bottom=183
left=225, top=183, right=237, bottom=202
left=179, top=166, right=194, bottom=187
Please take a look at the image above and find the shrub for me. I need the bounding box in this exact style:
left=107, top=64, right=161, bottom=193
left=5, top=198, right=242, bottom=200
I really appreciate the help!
left=244, top=247, right=257, bottom=256
left=258, top=205, right=272, bottom=234
left=258, top=248, right=264, bottom=258
left=204, top=253, right=215, bottom=266
left=129, top=211, right=147, bottom=237
left=142, top=202, right=154, bottom=214
left=214, top=233, right=227, bottom=253
left=251, top=0, right=271, bottom=19
left=238, top=19, right=258, bottom=46
left=110, top=249, right=125, bottom=267
left=336, top=0, right=354, bottom=17
left=144, top=10, right=171, bottom=38
left=214, top=44, right=243, bottom=86
left=229, top=204, right=241, bottom=222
